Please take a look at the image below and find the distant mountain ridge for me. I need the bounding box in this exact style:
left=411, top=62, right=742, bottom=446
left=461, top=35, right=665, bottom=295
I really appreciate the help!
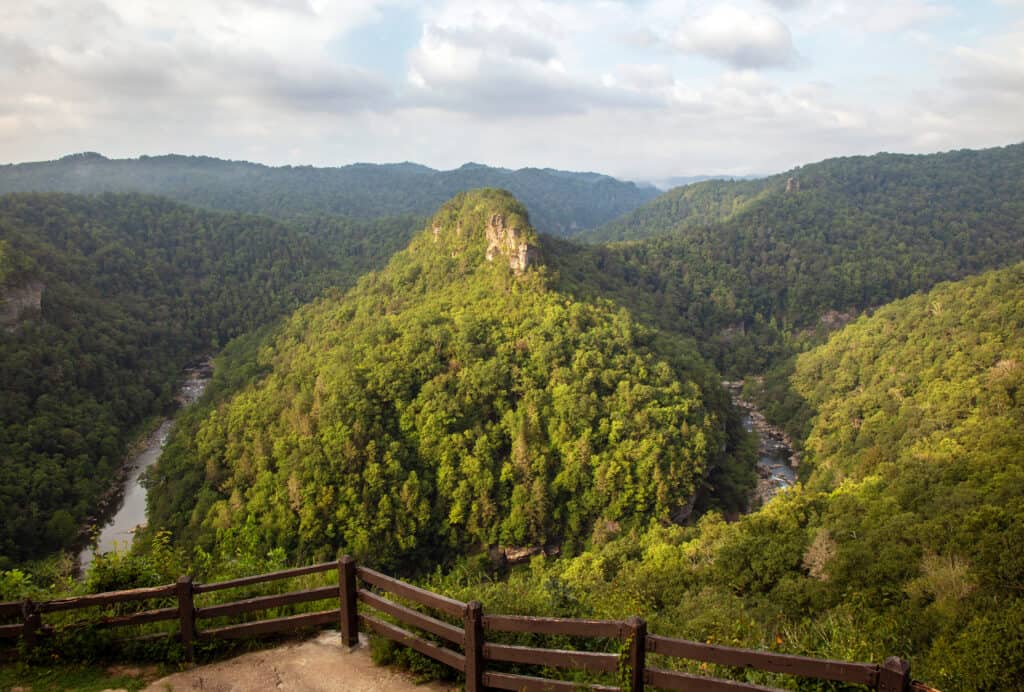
left=0, top=153, right=658, bottom=237
left=585, top=143, right=1024, bottom=243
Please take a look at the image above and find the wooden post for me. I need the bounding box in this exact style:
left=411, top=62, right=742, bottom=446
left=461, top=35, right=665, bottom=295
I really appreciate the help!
left=878, top=657, right=911, bottom=692
left=627, top=615, right=646, bottom=692
left=22, top=599, right=40, bottom=650
left=339, top=556, right=358, bottom=648
left=176, top=575, right=195, bottom=663
left=464, top=600, right=484, bottom=692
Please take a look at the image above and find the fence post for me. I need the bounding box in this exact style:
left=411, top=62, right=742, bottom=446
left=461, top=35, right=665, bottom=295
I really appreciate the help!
left=878, top=657, right=911, bottom=692
left=339, top=556, right=359, bottom=648
left=464, top=600, right=484, bottom=692
left=176, top=575, right=195, bottom=663
left=22, top=599, right=40, bottom=650
left=627, top=615, right=646, bottom=692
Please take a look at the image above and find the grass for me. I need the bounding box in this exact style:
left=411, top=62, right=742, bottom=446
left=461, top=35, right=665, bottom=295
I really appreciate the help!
left=0, top=660, right=162, bottom=691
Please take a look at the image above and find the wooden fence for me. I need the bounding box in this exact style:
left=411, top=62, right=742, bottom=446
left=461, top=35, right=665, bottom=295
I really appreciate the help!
left=1, top=556, right=916, bottom=691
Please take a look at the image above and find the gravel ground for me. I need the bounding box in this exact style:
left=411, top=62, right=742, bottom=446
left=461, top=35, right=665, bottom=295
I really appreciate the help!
left=141, top=631, right=455, bottom=692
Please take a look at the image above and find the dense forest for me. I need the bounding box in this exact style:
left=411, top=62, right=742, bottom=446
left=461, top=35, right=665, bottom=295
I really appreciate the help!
left=434, top=262, right=1024, bottom=689
left=0, top=193, right=419, bottom=565
left=0, top=154, right=657, bottom=237
left=561, top=144, right=1024, bottom=374
left=144, top=189, right=753, bottom=573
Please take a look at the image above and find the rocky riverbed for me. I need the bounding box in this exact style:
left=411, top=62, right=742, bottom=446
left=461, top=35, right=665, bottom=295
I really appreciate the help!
left=723, top=381, right=800, bottom=507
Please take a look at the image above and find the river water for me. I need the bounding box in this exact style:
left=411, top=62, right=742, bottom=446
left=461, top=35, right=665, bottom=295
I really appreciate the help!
left=723, top=381, right=798, bottom=507
left=78, top=363, right=211, bottom=573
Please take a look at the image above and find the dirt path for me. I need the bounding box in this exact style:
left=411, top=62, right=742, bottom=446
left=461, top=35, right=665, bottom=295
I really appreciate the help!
left=141, top=631, right=454, bottom=692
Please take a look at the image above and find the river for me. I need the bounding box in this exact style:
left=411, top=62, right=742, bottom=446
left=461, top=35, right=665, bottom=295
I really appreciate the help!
left=723, top=381, right=798, bottom=507
left=78, top=362, right=211, bottom=573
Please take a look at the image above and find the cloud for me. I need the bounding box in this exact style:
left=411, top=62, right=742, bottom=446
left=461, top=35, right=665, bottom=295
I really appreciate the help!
left=761, top=0, right=810, bottom=9
left=810, top=0, right=954, bottom=33
left=405, top=18, right=661, bottom=116
left=672, top=5, right=800, bottom=69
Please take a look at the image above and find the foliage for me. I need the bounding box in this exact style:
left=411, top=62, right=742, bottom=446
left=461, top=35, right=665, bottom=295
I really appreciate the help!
left=568, top=143, right=1024, bottom=374
left=0, top=153, right=658, bottom=237
left=0, top=192, right=417, bottom=564
left=428, top=263, right=1024, bottom=690
left=145, top=189, right=749, bottom=573
left=0, top=661, right=153, bottom=691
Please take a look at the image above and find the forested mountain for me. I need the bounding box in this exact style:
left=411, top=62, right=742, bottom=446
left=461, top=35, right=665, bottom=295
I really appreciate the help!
left=582, top=176, right=772, bottom=243
left=0, top=154, right=657, bottom=237
left=565, top=144, right=1024, bottom=374
left=436, top=263, right=1024, bottom=690
left=0, top=193, right=417, bottom=565
left=144, top=189, right=752, bottom=572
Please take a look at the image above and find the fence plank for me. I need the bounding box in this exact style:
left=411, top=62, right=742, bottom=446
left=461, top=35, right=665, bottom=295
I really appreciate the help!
left=359, top=613, right=466, bottom=672
left=878, top=657, right=911, bottom=692
left=340, top=556, right=358, bottom=647
left=177, top=576, right=195, bottom=662
left=196, top=585, right=337, bottom=620
left=95, top=606, right=179, bottom=629
left=193, top=561, right=336, bottom=594
left=356, top=566, right=465, bottom=618
left=464, top=601, right=484, bottom=692
left=484, top=671, right=620, bottom=691
left=628, top=616, right=646, bottom=692
left=646, top=635, right=879, bottom=686
left=22, top=600, right=40, bottom=650
left=200, top=608, right=339, bottom=640
left=38, top=584, right=177, bottom=613
left=645, top=666, right=782, bottom=692
left=0, top=601, right=23, bottom=619
left=0, top=623, right=23, bottom=638
left=483, top=614, right=628, bottom=639
left=484, top=643, right=620, bottom=674
left=358, top=589, right=463, bottom=644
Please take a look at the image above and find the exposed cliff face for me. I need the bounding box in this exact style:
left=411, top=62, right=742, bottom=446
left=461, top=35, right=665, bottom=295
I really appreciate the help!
left=421, top=188, right=542, bottom=278
left=484, top=212, right=539, bottom=274
left=0, top=280, right=43, bottom=328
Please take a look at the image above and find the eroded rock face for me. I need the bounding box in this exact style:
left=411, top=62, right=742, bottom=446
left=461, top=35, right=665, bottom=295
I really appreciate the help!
left=1, top=280, right=43, bottom=328
left=485, top=213, right=539, bottom=274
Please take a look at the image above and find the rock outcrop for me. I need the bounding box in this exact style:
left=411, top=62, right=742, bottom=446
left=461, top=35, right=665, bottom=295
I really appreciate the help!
left=485, top=213, right=539, bottom=274
left=1, top=280, right=43, bottom=328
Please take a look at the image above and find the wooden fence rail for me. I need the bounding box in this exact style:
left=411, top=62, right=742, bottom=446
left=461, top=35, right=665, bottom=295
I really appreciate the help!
left=0, top=556, right=915, bottom=692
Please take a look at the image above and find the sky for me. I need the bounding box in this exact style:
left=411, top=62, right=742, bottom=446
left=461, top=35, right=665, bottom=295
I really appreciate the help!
left=2, top=0, right=1023, bottom=182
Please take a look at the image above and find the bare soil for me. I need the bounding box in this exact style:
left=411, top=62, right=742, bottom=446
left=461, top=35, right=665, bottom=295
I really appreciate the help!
left=139, top=632, right=455, bottom=692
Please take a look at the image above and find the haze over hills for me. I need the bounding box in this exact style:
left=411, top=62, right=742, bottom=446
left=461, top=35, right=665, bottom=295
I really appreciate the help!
left=0, top=153, right=658, bottom=238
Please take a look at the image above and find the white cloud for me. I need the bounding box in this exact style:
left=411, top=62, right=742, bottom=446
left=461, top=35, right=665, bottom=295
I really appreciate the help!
left=801, top=0, right=954, bottom=34
left=672, top=5, right=800, bottom=69
left=0, top=0, right=1022, bottom=180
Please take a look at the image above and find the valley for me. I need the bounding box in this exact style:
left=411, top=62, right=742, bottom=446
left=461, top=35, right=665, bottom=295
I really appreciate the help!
left=77, top=362, right=211, bottom=574
left=1, top=144, right=1023, bottom=689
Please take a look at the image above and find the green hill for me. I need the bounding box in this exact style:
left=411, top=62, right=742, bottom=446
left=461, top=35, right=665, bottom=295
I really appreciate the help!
left=0, top=154, right=657, bottom=237
left=145, top=189, right=752, bottom=572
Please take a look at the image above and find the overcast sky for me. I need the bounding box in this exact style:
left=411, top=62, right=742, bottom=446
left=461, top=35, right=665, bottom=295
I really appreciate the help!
left=3, top=0, right=1023, bottom=181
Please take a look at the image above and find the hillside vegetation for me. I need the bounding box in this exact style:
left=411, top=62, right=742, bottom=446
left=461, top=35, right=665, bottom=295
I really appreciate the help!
left=0, top=154, right=657, bottom=237
left=145, top=190, right=752, bottom=572
left=567, top=144, right=1024, bottom=374
left=0, top=193, right=416, bottom=565
left=435, top=263, right=1024, bottom=690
